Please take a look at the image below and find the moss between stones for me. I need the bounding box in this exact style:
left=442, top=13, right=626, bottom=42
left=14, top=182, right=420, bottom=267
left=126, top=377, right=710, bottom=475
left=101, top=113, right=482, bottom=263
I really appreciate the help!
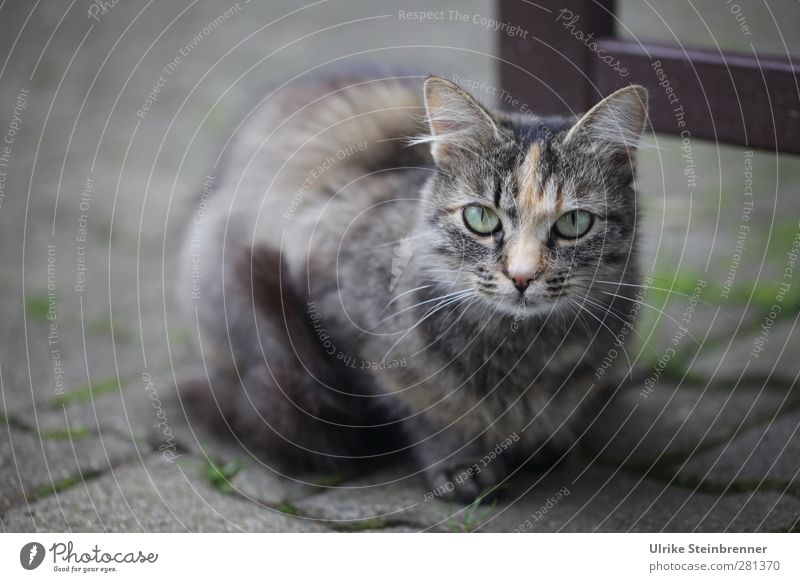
left=53, top=377, right=121, bottom=406
left=39, top=426, right=92, bottom=440
left=1, top=412, right=92, bottom=440
left=275, top=502, right=300, bottom=517
left=24, top=293, right=52, bottom=321
left=204, top=458, right=246, bottom=494
left=331, top=517, right=386, bottom=532
left=25, top=471, right=105, bottom=502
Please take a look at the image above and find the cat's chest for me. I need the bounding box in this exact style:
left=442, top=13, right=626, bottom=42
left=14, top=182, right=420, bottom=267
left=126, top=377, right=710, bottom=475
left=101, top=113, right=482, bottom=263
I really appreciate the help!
left=382, top=323, right=588, bottom=396
left=464, top=335, right=588, bottom=394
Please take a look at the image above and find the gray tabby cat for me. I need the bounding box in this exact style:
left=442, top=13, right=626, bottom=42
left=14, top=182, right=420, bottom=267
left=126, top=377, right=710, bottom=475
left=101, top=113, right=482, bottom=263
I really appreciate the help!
left=179, top=70, right=648, bottom=502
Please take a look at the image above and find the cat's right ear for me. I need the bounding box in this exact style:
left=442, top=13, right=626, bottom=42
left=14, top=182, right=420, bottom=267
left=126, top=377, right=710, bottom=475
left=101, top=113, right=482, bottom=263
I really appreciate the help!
left=564, top=85, right=649, bottom=160
left=418, top=76, right=501, bottom=166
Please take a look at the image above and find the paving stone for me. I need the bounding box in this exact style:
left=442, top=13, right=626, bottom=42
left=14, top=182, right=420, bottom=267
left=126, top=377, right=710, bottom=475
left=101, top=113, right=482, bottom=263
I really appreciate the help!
left=294, top=465, right=459, bottom=531
left=0, top=425, right=140, bottom=513
left=692, top=318, right=800, bottom=384
left=228, top=463, right=318, bottom=507
left=479, top=462, right=800, bottom=533
left=1, top=455, right=331, bottom=532
left=292, top=459, right=800, bottom=533
left=635, top=299, right=757, bottom=371
left=36, top=372, right=192, bottom=445
left=681, top=410, right=800, bottom=491
left=2, top=0, right=800, bottom=534
left=582, top=383, right=795, bottom=468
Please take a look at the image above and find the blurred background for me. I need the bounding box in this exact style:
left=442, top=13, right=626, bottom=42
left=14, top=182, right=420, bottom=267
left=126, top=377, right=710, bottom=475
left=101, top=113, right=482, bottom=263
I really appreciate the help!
left=1, top=0, right=799, bottom=532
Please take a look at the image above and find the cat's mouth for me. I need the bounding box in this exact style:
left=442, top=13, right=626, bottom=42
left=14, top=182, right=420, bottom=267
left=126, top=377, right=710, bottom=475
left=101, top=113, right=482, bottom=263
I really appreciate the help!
left=478, top=286, right=568, bottom=317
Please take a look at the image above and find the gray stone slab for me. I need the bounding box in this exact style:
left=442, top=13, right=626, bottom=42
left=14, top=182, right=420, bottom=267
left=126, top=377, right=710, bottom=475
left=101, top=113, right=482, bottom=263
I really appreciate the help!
left=2, top=455, right=331, bottom=532
left=0, top=425, right=140, bottom=513
left=479, top=462, right=800, bottom=533
left=293, top=466, right=452, bottom=531
left=631, top=285, right=753, bottom=369
left=226, top=463, right=321, bottom=507
left=292, top=459, right=800, bottom=533
left=681, top=410, right=800, bottom=491
left=2, top=0, right=800, bottom=535
left=692, top=318, right=799, bottom=384
left=582, top=383, right=794, bottom=468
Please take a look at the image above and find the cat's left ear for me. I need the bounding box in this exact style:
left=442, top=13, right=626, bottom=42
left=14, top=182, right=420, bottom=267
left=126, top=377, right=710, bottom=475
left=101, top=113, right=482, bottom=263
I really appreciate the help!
left=565, top=85, right=648, bottom=160
left=420, top=76, right=501, bottom=165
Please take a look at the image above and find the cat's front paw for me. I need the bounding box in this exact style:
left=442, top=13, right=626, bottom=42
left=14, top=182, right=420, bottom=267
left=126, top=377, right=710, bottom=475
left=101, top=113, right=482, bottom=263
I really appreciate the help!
left=423, top=459, right=504, bottom=504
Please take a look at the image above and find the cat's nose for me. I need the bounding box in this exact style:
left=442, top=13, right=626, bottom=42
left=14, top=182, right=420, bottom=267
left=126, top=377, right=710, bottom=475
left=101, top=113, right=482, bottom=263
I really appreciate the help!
left=511, top=275, right=532, bottom=293
left=507, top=268, right=540, bottom=293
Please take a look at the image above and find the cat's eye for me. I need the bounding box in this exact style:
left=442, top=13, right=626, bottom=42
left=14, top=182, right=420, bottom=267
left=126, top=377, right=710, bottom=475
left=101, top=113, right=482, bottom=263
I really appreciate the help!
left=463, top=205, right=501, bottom=235
left=554, top=210, right=593, bottom=239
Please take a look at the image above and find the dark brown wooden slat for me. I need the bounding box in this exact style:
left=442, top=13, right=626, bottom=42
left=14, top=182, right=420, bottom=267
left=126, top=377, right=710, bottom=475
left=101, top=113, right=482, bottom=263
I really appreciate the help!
left=498, top=0, right=616, bottom=116
left=593, top=39, right=800, bottom=153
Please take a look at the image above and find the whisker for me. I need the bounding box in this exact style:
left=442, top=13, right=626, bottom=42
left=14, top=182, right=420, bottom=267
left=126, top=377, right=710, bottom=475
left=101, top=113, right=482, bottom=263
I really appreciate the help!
left=564, top=300, right=593, bottom=337
left=409, top=294, right=479, bottom=357
left=578, top=295, right=660, bottom=357
left=438, top=293, right=476, bottom=330
left=381, top=290, right=477, bottom=361
left=375, top=288, right=474, bottom=325
left=597, top=291, right=703, bottom=346
left=383, top=284, right=435, bottom=311
left=568, top=298, right=634, bottom=372
left=580, top=294, right=645, bottom=331
left=593, top=280, right=721, bottom=310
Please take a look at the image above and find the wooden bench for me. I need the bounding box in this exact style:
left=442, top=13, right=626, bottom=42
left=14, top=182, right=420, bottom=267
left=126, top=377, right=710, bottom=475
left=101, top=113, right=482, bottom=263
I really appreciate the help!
left=498, top=0, right=800, bottom=153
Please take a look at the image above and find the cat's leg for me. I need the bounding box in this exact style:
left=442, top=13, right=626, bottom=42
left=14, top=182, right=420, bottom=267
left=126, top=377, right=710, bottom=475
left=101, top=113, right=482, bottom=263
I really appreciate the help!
left=407, top=416, right=511, bottom=503
left=185, top=244, right=405, bottom=472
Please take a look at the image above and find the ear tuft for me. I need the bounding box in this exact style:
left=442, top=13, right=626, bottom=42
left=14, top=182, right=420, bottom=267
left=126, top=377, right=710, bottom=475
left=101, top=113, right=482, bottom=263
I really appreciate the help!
left=566, top=85, right=648, bottom=156
left=413, top=76, right=500, bottom=165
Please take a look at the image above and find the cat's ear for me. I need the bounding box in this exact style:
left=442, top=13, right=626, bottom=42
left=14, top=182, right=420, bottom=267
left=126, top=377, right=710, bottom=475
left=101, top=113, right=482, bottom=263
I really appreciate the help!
left=565, top=85, right=648, bottom=160
left=419, top=76, right=501, bottom=165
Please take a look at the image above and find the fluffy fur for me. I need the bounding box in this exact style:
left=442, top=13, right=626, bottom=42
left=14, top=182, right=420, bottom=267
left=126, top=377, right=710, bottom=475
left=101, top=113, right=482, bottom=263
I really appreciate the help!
left=179, top=69, right=648, bottom=501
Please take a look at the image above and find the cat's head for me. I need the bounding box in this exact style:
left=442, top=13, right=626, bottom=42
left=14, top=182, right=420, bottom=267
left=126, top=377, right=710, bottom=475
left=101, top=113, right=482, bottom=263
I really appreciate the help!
left=416, top=76, right=647, bottom=318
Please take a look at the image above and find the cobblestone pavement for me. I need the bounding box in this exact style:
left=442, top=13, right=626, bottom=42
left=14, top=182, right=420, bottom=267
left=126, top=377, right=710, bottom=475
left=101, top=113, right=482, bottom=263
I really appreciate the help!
left=1, top=1, right=799, bottom=532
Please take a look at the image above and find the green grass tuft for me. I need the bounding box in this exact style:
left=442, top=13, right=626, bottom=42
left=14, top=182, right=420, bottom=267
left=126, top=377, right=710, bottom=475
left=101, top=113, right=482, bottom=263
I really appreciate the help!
left=28, top=476, right=81, bottom=500
left=333, top=517, right=385, bottom=532
left=39, top=426, right=92, bottom=440
left=313, top=472, right=352, bottom=488
left=447, top=489, right=498, bottom=533
left=204, top=458, right=245, bottom=494
left=275, top=502, right=300, bottom=517
left=25, top=293, right=52, bottom=321
left=54, top=377, right=121, bottom=406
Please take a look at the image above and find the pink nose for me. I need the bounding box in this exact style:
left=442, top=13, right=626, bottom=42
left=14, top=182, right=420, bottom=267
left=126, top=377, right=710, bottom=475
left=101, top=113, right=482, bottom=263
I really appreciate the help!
left=507, top=268, right=540, bottom=292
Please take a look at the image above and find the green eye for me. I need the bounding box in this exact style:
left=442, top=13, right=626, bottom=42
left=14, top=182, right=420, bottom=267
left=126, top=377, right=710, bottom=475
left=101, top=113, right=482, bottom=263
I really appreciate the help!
left=463, top=205, right=501, bottom=235
left=554, top=210, right=593, bottom=238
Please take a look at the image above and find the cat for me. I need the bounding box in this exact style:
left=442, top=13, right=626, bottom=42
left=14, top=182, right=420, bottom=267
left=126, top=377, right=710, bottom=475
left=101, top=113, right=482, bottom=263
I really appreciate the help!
left=179, top=69, right=648, bottom=502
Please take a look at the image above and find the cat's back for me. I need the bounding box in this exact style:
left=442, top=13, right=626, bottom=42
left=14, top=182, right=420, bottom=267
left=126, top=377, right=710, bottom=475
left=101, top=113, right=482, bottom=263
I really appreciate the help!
left=203, top=70, right=432, bottom=252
